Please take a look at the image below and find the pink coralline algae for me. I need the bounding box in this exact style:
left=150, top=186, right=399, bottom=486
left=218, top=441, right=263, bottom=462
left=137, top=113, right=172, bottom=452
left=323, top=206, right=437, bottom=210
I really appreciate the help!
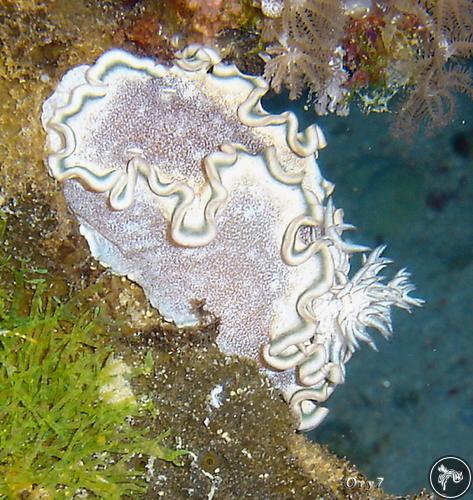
left=42, top=46, right=422, bottom=431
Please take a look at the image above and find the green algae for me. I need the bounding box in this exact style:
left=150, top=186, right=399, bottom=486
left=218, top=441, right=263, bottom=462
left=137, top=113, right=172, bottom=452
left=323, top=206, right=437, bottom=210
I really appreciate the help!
left=0, top=211, right=186, bottom=499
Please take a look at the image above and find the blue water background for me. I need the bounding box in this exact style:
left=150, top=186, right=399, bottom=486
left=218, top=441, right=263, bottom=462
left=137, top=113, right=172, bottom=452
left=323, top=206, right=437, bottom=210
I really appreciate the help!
left=265, top=91, right=473, bottom=495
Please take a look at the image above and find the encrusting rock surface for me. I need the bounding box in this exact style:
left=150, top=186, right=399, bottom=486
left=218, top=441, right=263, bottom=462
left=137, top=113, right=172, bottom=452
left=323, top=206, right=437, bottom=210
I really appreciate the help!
left=0, top=1, right=432, bottom=498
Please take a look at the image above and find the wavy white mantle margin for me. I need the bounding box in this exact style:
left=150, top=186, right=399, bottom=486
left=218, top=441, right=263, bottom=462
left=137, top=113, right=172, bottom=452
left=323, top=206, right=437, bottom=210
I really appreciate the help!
left=42, top=45, right=423, bottom=431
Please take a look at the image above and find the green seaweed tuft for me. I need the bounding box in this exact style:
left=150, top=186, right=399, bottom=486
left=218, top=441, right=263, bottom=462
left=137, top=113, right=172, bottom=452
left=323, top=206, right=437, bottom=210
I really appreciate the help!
left=0, top=210, right=186, bottom=499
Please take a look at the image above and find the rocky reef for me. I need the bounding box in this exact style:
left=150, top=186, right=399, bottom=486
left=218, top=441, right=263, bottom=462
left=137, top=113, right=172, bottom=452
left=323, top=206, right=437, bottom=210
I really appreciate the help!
left=0, top=1, right=432, bottom=498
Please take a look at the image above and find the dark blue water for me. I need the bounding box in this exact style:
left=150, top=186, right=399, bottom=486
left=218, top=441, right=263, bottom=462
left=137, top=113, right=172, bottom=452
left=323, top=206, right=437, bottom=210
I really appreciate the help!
left=265, top=91, right=473, bottom=495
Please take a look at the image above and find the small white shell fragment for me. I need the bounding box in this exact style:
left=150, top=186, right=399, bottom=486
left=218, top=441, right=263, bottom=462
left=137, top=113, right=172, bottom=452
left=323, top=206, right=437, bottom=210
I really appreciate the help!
left=261, top=0, right=284, bottom=18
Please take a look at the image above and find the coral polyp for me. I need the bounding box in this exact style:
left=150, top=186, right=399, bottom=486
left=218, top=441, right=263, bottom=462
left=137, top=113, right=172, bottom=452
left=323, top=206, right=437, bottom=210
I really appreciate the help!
left=260, top=0, right=473, bottom=135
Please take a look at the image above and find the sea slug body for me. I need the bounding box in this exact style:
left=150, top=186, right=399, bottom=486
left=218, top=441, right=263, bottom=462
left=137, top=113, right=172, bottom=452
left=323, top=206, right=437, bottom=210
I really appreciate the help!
left=42, top=45, right=422, bottom=431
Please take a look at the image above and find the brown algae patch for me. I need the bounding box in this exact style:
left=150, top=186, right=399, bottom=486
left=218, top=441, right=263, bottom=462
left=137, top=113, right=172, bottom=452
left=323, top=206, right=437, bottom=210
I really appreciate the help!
left=117, top=327, right=432, bottom=499
left=0, top=1, right=121, bottom=202
left=120, top=331, right=326, bottom=499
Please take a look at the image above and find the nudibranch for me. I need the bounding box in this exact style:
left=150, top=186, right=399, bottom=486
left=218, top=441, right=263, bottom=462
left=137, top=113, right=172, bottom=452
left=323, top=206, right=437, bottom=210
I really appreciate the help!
left=41, top=45, right=422, bottom=431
